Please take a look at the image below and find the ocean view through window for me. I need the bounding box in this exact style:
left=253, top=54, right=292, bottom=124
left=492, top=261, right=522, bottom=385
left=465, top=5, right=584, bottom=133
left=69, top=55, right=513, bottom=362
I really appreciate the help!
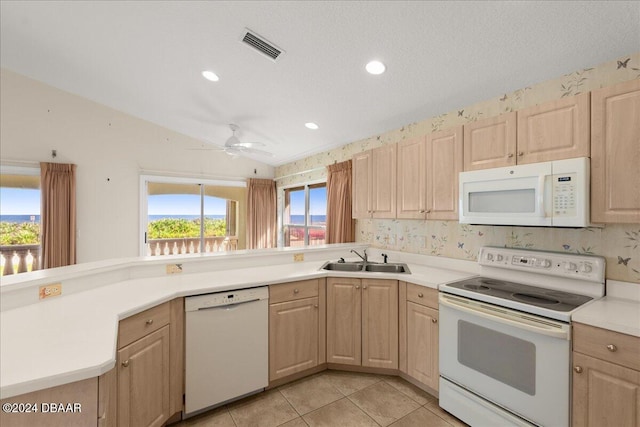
left=0, top=168, right=41, bottom=275
left=283, top=183, right=327, bottom=247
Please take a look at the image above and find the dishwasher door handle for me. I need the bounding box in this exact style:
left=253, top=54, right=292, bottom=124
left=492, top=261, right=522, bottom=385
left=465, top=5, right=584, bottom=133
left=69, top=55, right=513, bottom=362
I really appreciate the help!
left=197, top=298, right=262, bottom=311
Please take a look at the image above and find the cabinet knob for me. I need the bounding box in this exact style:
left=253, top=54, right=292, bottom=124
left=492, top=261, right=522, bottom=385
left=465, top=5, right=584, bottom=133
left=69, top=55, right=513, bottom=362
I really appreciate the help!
left=508, top=153, right=514, bottom=158
left=122, top=360, right=130, bottom=368
left=574, top=366, right=583, bottom=373
left=294, top=289, right=299, bottom=294
left=426, top=209, right=431, bottom=214
left=355, top=285, right=360, bottom=290
left=518, top=152, right=524, bottom=157
left=432, top=318, right=438, bottom=324
left=418, top=293, right=424, bottom=298
left=363, top=285, right=368, bottom=290
left=145, top=319, right=153, bottom=325
left=606, top=344, right=617, bottom=352
left=314, top=304, right=319, bottom=308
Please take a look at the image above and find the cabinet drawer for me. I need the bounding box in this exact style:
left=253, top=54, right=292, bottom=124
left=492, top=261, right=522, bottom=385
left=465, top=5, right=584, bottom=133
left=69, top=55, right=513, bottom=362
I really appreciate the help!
left=406, top=283, right=438, bottom=309
left=118, top=302, right=171, bottom=349
left=270, top=279, right=319, bottom=304
left=573, top=323, right=640, bottom=371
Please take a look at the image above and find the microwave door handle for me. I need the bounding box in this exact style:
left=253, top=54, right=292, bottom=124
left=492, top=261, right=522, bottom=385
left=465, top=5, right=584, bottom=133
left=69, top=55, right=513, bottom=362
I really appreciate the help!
left=439, top=295, right=569, bottom=340
left=538, top=174, right=546, bottom=217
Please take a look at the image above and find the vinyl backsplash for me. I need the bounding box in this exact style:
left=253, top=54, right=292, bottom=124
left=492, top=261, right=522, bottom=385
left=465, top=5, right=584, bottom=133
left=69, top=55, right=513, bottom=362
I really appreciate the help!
left=275, top=53, right=640, bottom=283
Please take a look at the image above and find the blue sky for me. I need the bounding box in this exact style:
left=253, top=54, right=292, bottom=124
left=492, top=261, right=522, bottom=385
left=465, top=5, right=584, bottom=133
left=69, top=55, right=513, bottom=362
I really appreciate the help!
left=289, top=187, right=327, bottom=215
left=0, top=188, right=40, bottom=215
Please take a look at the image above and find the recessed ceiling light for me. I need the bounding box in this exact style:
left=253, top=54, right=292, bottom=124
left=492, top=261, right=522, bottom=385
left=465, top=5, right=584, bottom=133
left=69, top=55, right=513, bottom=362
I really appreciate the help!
left=305, top=122, right=319, bottom=130
left=202, top=70, right=219, bottom=82
left=365, top=60, right=386, bottom=75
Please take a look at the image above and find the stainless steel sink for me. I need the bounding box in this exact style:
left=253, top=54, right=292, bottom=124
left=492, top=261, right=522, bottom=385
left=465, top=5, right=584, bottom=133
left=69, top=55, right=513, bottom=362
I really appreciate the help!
left=364, top=263, right=410, bottom=273
left=320, top=261, right=364, bottom=271
left=320, top=261, right=410, bottom=274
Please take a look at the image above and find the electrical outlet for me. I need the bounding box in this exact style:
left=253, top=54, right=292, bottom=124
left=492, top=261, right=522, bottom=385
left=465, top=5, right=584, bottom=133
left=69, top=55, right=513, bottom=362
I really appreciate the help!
left=39, top=283, right=62, bottom=299
left=293, top=253, right=304, bottom=262
left=166, top=264, right=183, bottom=274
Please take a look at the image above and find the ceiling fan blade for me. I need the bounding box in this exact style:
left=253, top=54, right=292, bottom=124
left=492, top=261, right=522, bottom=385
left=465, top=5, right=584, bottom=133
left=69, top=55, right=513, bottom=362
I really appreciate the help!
left=239, top=147, right=275, bottom=157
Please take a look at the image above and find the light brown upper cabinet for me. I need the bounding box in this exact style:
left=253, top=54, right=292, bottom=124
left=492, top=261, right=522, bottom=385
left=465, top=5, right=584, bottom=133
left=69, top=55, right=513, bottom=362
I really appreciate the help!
left=591, top=79, right=640, bottom=224
left=397, top=127, right=463, bottom=220
left=463, top=112, right=517, bottom=170
left=463, top=93, right=590, bottom=171
left=352, top=144, right=397, bottom=218
left=517, top=92, right=590, bottom=164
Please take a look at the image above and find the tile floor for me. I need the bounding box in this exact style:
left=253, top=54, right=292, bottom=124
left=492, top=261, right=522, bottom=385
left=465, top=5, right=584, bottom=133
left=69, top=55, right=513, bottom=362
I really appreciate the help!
left=174, top=371, right=467, bottom=427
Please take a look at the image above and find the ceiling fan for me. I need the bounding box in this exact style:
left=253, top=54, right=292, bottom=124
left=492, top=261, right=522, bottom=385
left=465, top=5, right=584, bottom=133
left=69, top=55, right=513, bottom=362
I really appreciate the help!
left=191, top=124, right=274, bottom=157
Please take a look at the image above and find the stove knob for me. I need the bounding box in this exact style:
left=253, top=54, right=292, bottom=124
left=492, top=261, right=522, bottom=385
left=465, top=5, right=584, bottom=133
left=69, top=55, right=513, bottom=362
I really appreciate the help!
left=542, top=259, right=552, bottom=268
left=486, top=253, right=494, bottom=261
left=580, top=263, right=593, bottom=273
left=496, top=254, right=504, bottom=262
left=565, top=262, right=577, bottom=271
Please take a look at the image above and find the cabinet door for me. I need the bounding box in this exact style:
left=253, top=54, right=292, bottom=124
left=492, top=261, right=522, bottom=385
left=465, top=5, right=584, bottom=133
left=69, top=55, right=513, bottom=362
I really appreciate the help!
left=517, top=92, right=590, bottom=164
left=371, top=144, right=397, bottom=218
left=362, top=279, right=398, bottom=369
left=573, top=352, right=640, bottom=427
left=463, top=112, right=517, bottom=170
left=406, top=302, right=439, bottom=391
left=397, top=136, right=427, bottom=219
left=352, top=150, right=372, bottom=218
left=326, top=278, right=361, bottom=366
left=426, top=126, right=463, bottom=220
left=269, top=297, right=319, bottom=381
left=118, top=326, right=171, bottom=427
left=591, top=79, right=640, bottom=223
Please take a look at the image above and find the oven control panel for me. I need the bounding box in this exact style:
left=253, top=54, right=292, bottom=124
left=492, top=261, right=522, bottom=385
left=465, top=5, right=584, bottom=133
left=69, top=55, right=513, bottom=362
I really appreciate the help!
left=479, top=247, right=605, bottom=282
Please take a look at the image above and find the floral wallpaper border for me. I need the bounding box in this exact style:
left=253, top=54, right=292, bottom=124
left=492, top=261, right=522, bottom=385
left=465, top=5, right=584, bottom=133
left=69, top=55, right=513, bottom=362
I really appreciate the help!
left=275, top=53, right=640, bottom=283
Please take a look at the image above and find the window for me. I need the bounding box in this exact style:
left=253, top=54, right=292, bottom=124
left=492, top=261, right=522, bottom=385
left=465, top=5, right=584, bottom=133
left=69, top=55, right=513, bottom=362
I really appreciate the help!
left=0, top=166, right=41, bottom=275
left=282, top=183, right=326, bottom=247
left=140, top=176, right=246, bottom=256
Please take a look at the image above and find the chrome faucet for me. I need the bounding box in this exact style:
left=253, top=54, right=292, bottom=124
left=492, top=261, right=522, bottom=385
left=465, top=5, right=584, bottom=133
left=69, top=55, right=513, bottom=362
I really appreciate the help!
left=350, top=249, right=367, bottom=264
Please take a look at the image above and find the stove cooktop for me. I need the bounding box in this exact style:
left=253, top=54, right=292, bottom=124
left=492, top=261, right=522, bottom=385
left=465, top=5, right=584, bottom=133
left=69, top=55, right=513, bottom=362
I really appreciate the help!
left=445, top=276, right=593, bottom=313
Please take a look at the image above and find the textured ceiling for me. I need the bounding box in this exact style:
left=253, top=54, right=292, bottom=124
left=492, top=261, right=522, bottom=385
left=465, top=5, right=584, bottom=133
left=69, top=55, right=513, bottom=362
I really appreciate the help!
left=1, top=1, right=639, bottom=166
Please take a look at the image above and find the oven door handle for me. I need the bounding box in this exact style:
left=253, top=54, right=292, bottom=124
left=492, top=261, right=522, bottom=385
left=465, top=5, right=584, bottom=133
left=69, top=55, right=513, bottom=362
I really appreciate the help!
left=439, top=294, right=570, bottom=340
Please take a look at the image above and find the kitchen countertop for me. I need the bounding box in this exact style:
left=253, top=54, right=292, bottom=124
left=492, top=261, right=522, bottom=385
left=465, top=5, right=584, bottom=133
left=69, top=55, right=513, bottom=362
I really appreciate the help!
left=572, top=280, right=640, bottom=337
left=0, top=249, right=474, bottom=399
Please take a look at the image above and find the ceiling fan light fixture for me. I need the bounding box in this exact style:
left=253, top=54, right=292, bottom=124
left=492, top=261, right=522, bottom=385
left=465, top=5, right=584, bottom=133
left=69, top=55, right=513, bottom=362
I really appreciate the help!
left=305, top=122, right=319, bottom=130
left=365, top=60, right=386, bottom=75
left=202, top=70, right=220, bottom=82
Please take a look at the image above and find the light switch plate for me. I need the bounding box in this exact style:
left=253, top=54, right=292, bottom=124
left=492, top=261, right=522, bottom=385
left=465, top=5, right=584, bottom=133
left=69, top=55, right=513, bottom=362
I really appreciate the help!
left=293, top=253, right=304, bottom=262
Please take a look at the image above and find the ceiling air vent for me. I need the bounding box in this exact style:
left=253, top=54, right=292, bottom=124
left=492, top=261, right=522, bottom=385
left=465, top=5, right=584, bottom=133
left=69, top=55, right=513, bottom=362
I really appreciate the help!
left=241, top=29, right=283, bottom=61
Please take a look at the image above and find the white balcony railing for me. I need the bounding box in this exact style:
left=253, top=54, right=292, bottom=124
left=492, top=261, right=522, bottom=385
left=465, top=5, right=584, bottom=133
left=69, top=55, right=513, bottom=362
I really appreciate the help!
left=146, top=236, right=238, bottom=256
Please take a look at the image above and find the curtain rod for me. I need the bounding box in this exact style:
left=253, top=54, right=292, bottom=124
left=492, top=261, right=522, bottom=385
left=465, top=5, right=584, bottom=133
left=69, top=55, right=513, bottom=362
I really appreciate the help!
left=1, top=159, right=40, bottom=167
left=274, top=166, right=326, bottom=181
left=139, top=168, right=248, bottom=182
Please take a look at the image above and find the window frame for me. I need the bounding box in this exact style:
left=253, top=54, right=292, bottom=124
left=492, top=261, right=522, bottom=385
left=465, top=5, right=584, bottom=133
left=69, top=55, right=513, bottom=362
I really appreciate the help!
left=139, top=174, right=246, bottom=256
left=280, top=180, right=327, bottom=247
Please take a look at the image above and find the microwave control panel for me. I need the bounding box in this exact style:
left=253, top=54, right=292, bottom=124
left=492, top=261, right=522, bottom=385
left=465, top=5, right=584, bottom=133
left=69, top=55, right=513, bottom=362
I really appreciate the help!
left=552, top=172, right=577, bottom=217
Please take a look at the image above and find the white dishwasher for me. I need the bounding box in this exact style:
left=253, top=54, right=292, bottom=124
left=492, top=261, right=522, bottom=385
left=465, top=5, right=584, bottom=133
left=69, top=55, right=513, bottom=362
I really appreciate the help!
left=185, top=286, right=269, bottom=417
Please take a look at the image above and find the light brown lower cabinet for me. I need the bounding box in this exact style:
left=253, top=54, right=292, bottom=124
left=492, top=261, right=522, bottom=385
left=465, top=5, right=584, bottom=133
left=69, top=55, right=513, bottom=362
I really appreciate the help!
left=269, top=279, right=326, bottom=382
left=326, top=278, right=398, bottom=370
left=399, top=282, right=439, bottom=392
left=572, top=322, right=640, bottom=427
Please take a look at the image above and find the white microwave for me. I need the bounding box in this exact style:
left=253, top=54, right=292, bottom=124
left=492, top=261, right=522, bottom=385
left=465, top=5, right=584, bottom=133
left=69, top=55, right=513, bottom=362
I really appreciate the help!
left=459, top=157, right=590, bottom=227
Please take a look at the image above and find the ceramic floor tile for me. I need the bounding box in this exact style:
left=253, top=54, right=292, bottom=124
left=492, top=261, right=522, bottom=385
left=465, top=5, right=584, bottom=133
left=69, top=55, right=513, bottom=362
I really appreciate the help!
left=382, top=376, right=436, bottom=406
left=279, top=374, right=344, bottom=415
left=390, top=407, right=453, bottom=427
left=180, top=406, right=236, bottom=427
left=278, top=417, right=309, bottom=427
left=228, top=390, right=299, bottom=427
left=303, top=398, right=378, bottom=427
left=321, top=370, right=381, bottom=396
left=424, top=400, right=469, bottom=427
left=348, top=381, right=421, bottom=426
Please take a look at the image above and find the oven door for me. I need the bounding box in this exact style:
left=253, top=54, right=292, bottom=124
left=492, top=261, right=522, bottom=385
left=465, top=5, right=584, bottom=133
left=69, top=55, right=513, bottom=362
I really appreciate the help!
left=439, top=293, right=571, bottom=427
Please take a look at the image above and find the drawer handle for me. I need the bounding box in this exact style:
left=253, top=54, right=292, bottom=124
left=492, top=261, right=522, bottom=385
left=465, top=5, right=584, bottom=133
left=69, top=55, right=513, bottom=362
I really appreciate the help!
left=432, top=318, right=438, bottom=324
left=518, top=151, right=524, bottom=157
left=122, top=360, right=130, bottom=368
left=508, top=153, right=514, bottom=158
left=294, top=289, right=299, bottom=294
left=418, top=293, right=424, bottom=298
left=146, top=319, right=154, bottom=325
left=574, top=366, right=583, bottom=374
left=606, top=344, right=617, bottom=352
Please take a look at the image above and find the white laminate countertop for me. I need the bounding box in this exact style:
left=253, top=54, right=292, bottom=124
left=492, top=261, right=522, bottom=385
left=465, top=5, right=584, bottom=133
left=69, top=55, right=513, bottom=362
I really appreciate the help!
left=0, top=253, right=474, bottom=399
left=572, top=280, right=640, bottom=337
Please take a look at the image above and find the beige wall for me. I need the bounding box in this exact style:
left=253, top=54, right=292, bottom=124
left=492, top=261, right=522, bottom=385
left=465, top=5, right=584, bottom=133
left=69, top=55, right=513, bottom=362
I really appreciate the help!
left=275, top=53, right=640, bottom=283
left=0, top=69, right=273, bottom=263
